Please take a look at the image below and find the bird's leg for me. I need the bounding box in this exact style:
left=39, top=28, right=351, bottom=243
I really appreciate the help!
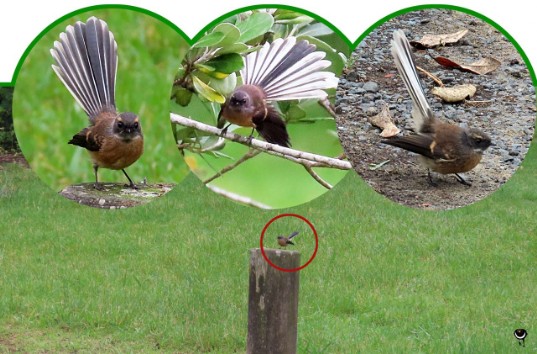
left=454, top=173, right=472, bottom=187
left=220, top=123, right=232, bottom=136
left=427, top=169, right=438, bottom=187
left=122, top=169, right=138, bottom=189
left=93, top=164, right=103, bottom=190
left=246, top=128, right=256, bottom=146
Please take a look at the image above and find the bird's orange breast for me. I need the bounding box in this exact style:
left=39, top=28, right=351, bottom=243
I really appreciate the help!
left=90, top=135, right=144, bottom=170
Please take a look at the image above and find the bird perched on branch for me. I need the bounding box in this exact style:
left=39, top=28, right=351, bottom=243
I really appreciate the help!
left=50, top=16, right=143, bottom=189
left=277, top=231, right=299, bottom=248
left=218, top=37, right=338, bottom=147
left=381, top=30, right=491, bottom=186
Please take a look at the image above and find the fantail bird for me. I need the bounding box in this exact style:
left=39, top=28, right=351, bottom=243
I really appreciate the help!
left=381, top=30, right=491, bottom=186
left=277, top=231, right=299, bottom=248
left=514, top=328, right=527, bottom=347
left=50, top=16, right=143, bottom=189
left=218, top=37, right=338, bottom=147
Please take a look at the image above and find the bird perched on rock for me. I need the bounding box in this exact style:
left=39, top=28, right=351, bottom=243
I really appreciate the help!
left=50, top=16, right=143, bottom=189
left=218, top=37, right=338, bottom=147
left=381, top=30, right=491, bottom=186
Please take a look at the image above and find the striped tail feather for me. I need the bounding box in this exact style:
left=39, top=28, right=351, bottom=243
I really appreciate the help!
left=241, top=37, right=338, bottom=101
left=391, top=30, right=434, bottom=131
left=50, top=16, right=118, bottom=121
left=288, top=231, right=299, bottom=239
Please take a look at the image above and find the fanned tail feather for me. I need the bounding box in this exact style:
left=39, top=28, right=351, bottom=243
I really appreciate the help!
left=51, top=16, right=118, bottom=121
left=241, top=37, right=338, bottom=101
left=391, top=30, right=434, bottom=131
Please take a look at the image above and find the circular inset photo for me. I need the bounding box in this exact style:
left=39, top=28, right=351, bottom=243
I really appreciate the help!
left=170, top=7, right=352, bottom=209
left=13, top=7, right=190, bottom=208
left=336, top=7, right=536, bottom=210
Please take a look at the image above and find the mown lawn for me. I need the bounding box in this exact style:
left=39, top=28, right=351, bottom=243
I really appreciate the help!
left=0, top=148, right=536, bottom=352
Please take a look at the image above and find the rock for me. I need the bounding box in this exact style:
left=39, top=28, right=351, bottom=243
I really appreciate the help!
left=363, top=81, right=380, bottom=92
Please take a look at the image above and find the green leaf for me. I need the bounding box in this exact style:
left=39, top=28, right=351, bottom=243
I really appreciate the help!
left=204, top=53, right=244, bottom=77
left=275, top=16, right=313, bottom=25
left=212, top=23, right=241, bottom=46
left=173, top=125, right=198, bottom=143
left=286, top=104, right=307, bottom=121
left=192, top=32, right=225, bottom=48
left=216, top=43, right=249, bottom=55
left=174, top=67, right=186, bottom=81
left=236, top=12, right=274, bottom=43
left=192, top=75, right=226, bottom=104
left=195, top=63, right=216, bottom=73
left=297, top=35, right=346, bottom=74
left=273, top=9, right=302, bottom=20
left=197, top=136, right=227, bottom=152
left=209, top=73, right=237, bottom=97
left=172, top=86, right=193, bottom=106
left=273, top=9, right=313, bottom=25
left=297, top=23, right=334, bottom=37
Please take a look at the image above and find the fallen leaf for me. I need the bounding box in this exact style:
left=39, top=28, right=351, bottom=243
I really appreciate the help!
left=431, top=84, right=476, bottom=102
left=410, top=29, right=468, bottom=49
left=368, top=103, right=400, bottom=138
left=434, top=56, right=501, bottom=75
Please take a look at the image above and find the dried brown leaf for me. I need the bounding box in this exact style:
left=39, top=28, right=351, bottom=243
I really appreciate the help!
left=368, top=103, right=400, bottom=138
left=410, top=29, right=469, bottom=49
left=434, top=56, right=501, bottom=75
left=431, top=84, right=476, bottom=103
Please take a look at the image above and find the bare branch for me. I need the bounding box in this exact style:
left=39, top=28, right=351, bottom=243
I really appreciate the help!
left=206, top=184, right=272, bottom=209
left=319, top=97, right=337, bottom=118
left=204, top=149, right=261, bottom=184
left=303, top=165, right=333, bottom=189
left=170, top=113, right=352, bottom=170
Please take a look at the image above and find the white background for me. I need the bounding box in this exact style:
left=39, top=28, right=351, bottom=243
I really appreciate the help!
left=1, top=0, right=536, bottom=82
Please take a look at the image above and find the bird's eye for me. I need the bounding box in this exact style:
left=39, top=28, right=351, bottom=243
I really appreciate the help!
left=117, top=121, right=124, bottom=128
left=133, top=122, right=139, bottom=129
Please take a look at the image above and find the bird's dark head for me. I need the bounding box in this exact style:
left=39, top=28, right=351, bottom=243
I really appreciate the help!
left=466, top=128, right=491, bottom=153
left=229, top=90, right=251, bottom=109
left=114, top=112, right=142, bottom=140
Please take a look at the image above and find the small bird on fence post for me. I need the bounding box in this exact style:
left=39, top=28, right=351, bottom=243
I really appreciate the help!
left=514, top=328, right=527, bottom=347
left=277, top=231, right=299, bottom=248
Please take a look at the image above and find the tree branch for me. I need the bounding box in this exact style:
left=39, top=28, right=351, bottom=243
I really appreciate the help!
left=206, top=184, right=272, bottom=209
left=204, top=149, right=261, bottom=184
left=170, top=113, right=352, bottom=171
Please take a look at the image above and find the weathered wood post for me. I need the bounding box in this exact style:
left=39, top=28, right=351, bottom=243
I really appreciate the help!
left=247, top=248, right=300, bottom=354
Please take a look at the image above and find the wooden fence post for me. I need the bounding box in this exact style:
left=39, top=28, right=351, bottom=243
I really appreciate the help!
left=247, top=248, right=300, bottom=354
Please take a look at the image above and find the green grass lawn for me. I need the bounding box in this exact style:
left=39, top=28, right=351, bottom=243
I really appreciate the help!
left=1, top=144, right=536, bottom=352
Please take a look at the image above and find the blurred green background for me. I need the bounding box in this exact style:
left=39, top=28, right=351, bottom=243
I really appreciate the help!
left=13, top=7, right=190, bottom=190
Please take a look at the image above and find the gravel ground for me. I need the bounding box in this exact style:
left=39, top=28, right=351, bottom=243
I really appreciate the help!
left=336, top=9, right=536, bottom=210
